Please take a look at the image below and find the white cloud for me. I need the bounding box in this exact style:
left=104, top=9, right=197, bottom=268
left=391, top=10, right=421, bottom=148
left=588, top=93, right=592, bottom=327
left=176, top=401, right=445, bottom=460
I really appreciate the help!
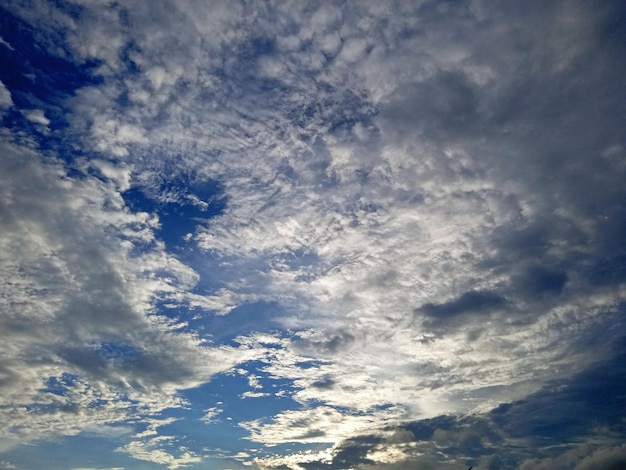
left=24, top=109, right=50, bottom=127
left=0, top=81, right=12, bottom=108
left=117, top=439, right=201, bottom=469
left=201, top=406, right=223, bottom=424
left=90, top=159, right=133, bottom=191
left=253, top=447, right=333, bottom=470
left=91, top=118, right=148, bottom=157
left=338, top=37, right=368, bottom=63
left=118, top=417, right=203, bottom=468
left=241, top=405, right=406, bottom=446
left=0, top=36, right=15, bottom=51
left=241, top=391, right=271, bottom=399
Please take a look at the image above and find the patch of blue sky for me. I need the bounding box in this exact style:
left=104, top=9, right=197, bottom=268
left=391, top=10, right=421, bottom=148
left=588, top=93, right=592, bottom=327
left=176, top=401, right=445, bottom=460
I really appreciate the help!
left=146, top=411, right=244, bottom=458
left=4, top=433, right=147, bottom=470
left=0, top=7, right=101, bottom=165
left=0, top=13, right=96, bottom=96
left=0, top=8, right=101, bottom=107
left=121, top=176, right=227, bottom=252
left=189, top=234, right=299, bottom=288
left=169, top=368, right=302, bottom=457
left=41, top=372, right=81, bottom=396
left=151, top=298, right=286, bottom=350
left=196, top=301, right=285, bottom=345
left=181, top=360, right=297, bottom=411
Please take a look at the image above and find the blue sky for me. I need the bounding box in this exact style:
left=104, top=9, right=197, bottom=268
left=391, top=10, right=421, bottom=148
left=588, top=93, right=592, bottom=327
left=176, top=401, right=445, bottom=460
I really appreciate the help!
left=1, top=1, right=626, bottom=469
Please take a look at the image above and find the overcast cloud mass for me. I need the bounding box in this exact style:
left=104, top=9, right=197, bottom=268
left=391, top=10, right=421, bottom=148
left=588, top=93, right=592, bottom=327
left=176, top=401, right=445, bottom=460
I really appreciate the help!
left=1, top=0, right=625, bottom=469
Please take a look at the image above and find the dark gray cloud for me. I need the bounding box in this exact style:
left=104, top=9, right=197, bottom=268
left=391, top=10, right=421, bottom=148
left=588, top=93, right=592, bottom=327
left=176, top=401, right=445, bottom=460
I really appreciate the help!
left=419, top=290, right=506, bottom=319
left=490, top=339, right=626, bottom=446
left=310, top=376, right=337, bottom=390
left=377, top=0, right=626, bottom=301
left=304, top=435, right=382, bottom=470
left=514, top=266, right=568, bottom=296
left=260, top=335, right=626, bottom=469
left=290, top=330, right=356, bottom=357
left=575, top=446, right=626, bottom=470
left=379, top=70, right=481, bottom=142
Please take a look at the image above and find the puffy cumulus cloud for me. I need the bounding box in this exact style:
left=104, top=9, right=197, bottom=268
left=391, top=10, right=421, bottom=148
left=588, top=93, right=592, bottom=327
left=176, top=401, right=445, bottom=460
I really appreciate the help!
left=89, top=159, right=133, bottom=192
left=0, top=133, right=259, bottom=451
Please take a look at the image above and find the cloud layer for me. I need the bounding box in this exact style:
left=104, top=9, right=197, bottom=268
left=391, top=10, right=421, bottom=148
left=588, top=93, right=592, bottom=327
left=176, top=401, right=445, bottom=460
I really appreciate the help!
left=1, top=0, right=625, bottom=468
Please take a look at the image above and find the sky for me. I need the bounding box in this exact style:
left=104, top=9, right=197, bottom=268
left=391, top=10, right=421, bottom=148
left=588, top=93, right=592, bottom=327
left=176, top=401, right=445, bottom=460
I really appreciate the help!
left=0, top=0, right=625, bottom=469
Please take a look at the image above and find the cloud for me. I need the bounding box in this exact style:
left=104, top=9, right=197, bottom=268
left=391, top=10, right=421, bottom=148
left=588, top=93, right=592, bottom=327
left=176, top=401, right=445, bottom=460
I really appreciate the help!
left=0, top=80, right=12, bottom=107
left=419, top=290, right=507, bottom=320
left=0, top=133, right=260, bottom=450
left=290, top=330, right=356, bottom=357
left=519, top=444, right=626, bottom=470
left=90, top=159, right=133, bottom=192
left=576, top=446, right=626, bottom=470
left=0, top=35, right=14, bottom=51
left=71, top=468, right=125, bottom=470
left=241, top=405, right=404, bottom=446
left=201, top=406, right=223, bottom=424
left=241, top=391, right=271, bottom=399
left=117, top=417, right=203, bottom=469
left=23, top=108, right=50, bottom=127
left=514, top=266, right=568, bottom=296
left=1, top=0, right=625, bottom=468
left=117, top=439, right=201, bottom=470
left=250, top=333, right=626, bottom=469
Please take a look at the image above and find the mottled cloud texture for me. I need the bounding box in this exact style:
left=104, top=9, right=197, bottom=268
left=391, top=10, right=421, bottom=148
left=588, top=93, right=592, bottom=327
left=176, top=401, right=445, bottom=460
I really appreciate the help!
left=0, top=0, right=625, bottom=469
